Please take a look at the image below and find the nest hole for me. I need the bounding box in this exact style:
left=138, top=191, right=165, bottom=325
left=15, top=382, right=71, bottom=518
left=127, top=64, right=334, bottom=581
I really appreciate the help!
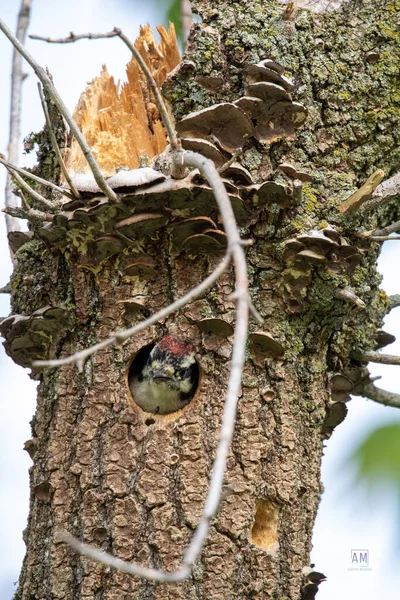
left=127, top=341, right=200, bottom=418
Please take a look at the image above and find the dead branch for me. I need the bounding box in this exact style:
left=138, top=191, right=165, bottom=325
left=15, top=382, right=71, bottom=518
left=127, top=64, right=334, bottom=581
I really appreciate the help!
left=30, top=30, right=118, bottom=43
left=0, top=283, right=12, bottom=294
left=335, top=287, right=365, bottom=308
left=360, top=171, right=400, bottom=213
left=5, top=0, right=32, bottom=248
left=370, top=220, right=400, bottom=237
left=339, top=169, right=384, bottom=214
left=363, top=351, right=400, bottom=366
left=389, top=295, right=400, bottom=310
left=354, top=382, right=400, bottom=409
left=37, top=83, right=81, bottom=198
left=0, top=18, right=118, bottom=203
left=0, top=154, right=73, bottom=199
left=368, top=235, right=400, bottom=242
left=2, top=205, right=53, bottom=222
left=3, top=163, right=57, bottom=210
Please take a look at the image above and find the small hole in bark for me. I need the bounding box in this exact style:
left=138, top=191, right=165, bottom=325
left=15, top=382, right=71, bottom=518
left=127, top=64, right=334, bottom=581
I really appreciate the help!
left=127, top=339, right=200, bottom=417
left=250, top=498, right=279, bottom=553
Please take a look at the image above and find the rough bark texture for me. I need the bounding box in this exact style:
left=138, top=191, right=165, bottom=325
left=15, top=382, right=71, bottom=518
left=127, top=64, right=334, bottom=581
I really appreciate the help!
left=3, top=0, right=399, bottom=599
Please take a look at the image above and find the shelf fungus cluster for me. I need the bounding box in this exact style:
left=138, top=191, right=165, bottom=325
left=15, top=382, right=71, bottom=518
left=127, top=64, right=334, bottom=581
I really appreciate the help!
left=0, top=306, right=71, bottom=368
left=281, top=227, right=361, bottom=313
left=176, top=58, right=307, bottom=159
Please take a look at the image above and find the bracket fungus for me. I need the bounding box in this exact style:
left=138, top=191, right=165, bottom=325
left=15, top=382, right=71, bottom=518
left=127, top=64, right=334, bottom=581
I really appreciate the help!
left=0, top=306, right=71, bottom=368
left=282, top=227, right=361, bottom=312
left=176, top=103, right=254, bottom=153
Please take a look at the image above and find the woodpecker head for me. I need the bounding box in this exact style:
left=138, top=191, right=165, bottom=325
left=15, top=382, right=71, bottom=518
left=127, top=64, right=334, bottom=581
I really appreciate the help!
left=130, top=336, right=199, bottom=415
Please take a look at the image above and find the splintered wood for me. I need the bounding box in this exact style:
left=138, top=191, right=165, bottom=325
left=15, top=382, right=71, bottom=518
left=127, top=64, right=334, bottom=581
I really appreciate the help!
left=64, top=24, right=180, bottom=176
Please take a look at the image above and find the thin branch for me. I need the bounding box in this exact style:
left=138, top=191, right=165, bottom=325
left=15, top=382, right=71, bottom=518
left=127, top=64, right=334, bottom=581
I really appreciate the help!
left=33, top=252, right=231, bottom=370
left=360, top=171, right=400, bottom=213
left=30, top=27, right=182, bottom=155
left=30, top=30, right=119, bottom=43
left=0, top=154, right=73, bottom=199
left=389, top=295, right=400, bottom=310
left=0, top=284, right=12, bottom=294
left=335, top=287, right=365, bottom=308
left=0, top=18, right=119, bottom=203
left=339, top=169, right=384, bottom=214
left=57, top=532, right=189, bottom=582
left=355, top=383, right=400, bottom=409
left=368, top=235, right=400, bottom=242
left=37, top=83, right=81, bottom=198
left=2, top=205, right=53, bottom=222
left=5, top=0, right=32, bottom=248
left=369, top=220, right=400, bottom=237
left=363, top=351, right=400, bottom=366
left=4, top=164, right=57, bottom=210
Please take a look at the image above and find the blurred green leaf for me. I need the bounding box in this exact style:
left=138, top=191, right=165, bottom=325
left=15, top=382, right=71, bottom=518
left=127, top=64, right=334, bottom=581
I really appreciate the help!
left=351, top=423, right=400, bottom=490
left=167, top=0, right=183, bottom=44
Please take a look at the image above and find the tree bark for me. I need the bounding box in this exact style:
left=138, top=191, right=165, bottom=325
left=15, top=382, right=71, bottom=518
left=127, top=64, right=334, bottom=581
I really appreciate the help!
left=3, top=0, right=399, bottom=599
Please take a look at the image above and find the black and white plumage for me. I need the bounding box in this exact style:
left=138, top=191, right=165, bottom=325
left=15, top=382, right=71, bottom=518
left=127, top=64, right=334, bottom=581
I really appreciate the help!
left=301, top=565, right=327, bottom=600
left=129, top=336, right=199, bottom=415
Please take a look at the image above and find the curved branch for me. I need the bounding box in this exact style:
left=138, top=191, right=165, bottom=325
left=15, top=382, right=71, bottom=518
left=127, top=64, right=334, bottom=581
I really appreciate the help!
left=355, top=383, right=400, bottom=409
left=33, top=252, right=231, bottom=370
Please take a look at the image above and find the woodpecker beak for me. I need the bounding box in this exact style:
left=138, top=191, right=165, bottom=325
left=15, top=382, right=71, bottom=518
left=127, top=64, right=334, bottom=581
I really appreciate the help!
left=151, top=369, right=173, bottom=382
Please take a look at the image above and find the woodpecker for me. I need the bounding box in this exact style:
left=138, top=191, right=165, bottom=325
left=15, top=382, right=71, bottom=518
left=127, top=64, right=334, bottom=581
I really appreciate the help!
left=129, top=336, right=198, bottom=415
left=301, top=565, right=327, bottom=600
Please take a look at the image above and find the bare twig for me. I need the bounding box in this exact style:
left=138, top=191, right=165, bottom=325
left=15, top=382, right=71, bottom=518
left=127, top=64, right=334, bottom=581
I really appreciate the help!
left=339, top=169, right=384, bottom=214
left=0, top=284, right=12, bottom=294
left=368, top=235, right=400, bottom=242
left=57, top=532, right=189, bottom=582
left=33, top=252, right=231, bottom=370
left=37, top=83, right=81, bottom=198
left=2, top=205, right=53, bottom=222
left=354, top=383, right=400, bottom=409
left=360, top=171, right=400, bottom=213
left=4, top=164, right=57, bottom=211
left=4, top=0, right=32, bottom=247
left=335, top=287, right=365, bottom=308
left=0, top=18, right=119, bottom=203
left=218, top=149, right=243, bottom=175
left=363, top=351, right=400, bottom=366
left=0, top=154, right=73, bottom=199
left=30, top=30, right=118, bottom=43
left=364, top=220, right=400, bottom=238
left=389, top=295, right=400, bottom=310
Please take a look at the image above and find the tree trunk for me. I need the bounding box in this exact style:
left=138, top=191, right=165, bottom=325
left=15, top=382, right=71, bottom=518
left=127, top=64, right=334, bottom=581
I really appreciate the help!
left=2, top=0, right=399, bottom=599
